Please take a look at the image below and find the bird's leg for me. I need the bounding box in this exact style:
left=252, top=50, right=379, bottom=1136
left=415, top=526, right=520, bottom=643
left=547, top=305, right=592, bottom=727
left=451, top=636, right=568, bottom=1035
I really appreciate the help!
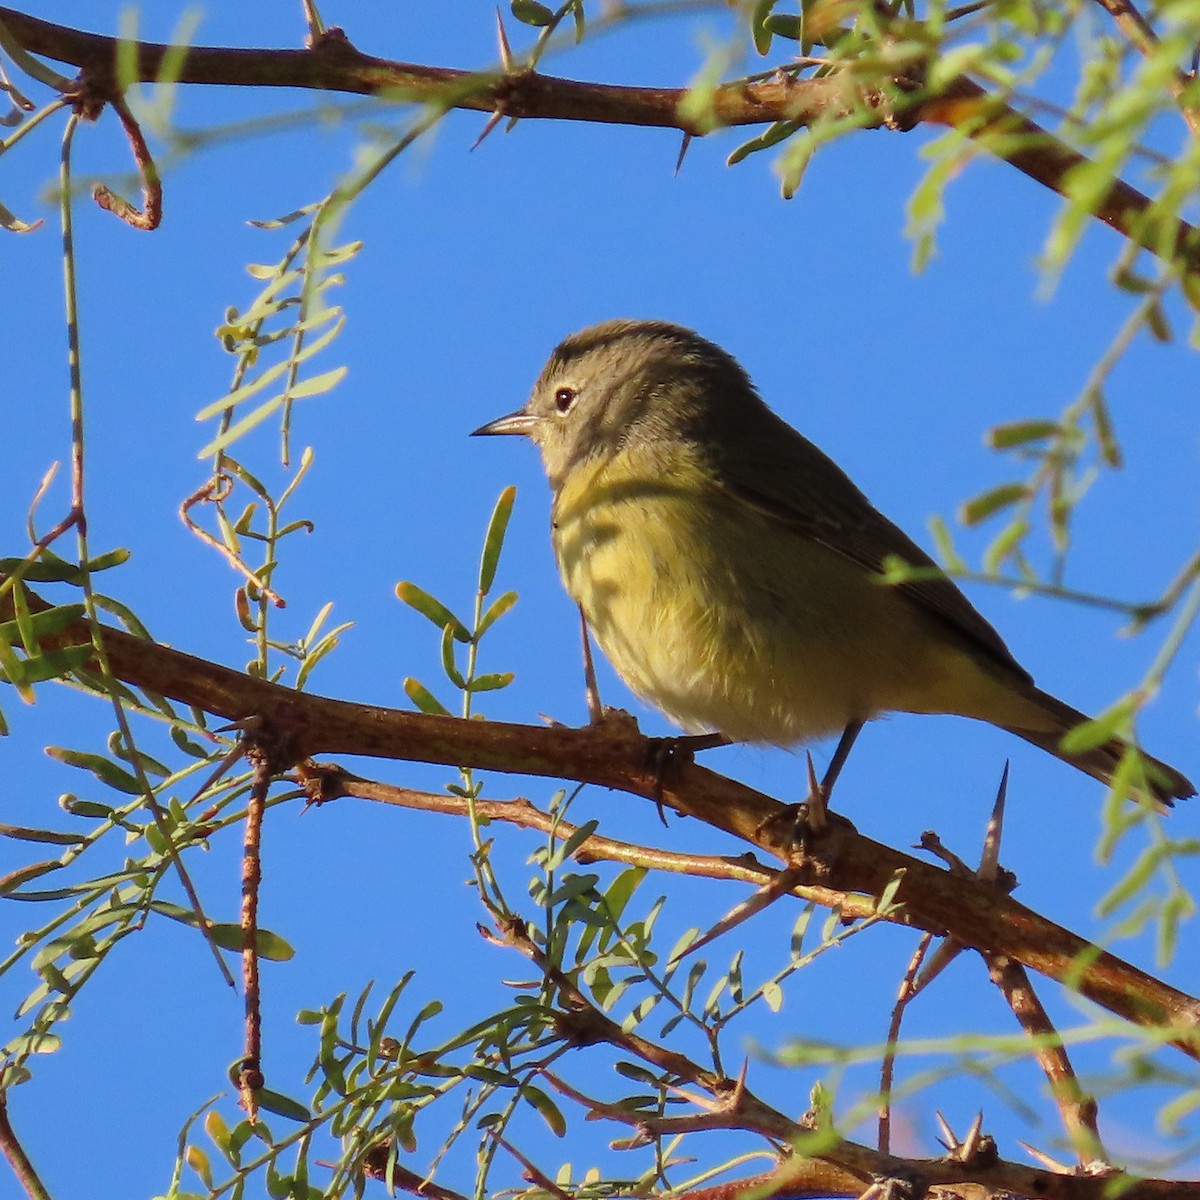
left=756, top=720, right=864, bottom=853
left=819, top=719, right=864, bottom=803
left=579, top=605, right=604, bottom=724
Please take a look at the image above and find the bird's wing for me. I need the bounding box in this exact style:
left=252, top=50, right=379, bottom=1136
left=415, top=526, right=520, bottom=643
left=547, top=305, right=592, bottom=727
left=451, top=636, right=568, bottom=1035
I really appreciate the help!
left=709, top=416, right=1031, bottom=683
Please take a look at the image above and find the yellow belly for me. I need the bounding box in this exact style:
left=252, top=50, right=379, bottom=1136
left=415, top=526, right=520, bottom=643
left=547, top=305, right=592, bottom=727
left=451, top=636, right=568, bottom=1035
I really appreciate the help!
left=550, top=454, right=975, bottom=745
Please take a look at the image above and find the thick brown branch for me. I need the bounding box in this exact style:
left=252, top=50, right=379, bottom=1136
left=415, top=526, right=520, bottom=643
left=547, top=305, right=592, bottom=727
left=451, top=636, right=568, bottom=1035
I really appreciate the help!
left=1, top=7, right=1197, bottom=266
left=681, top=1158, right=1200, bottom=1200
left=9, top=582, right=1200, bottom=1058
left=986, top=953, right=1104, bottom=1163
left=0, top=9, right=873, bottom=129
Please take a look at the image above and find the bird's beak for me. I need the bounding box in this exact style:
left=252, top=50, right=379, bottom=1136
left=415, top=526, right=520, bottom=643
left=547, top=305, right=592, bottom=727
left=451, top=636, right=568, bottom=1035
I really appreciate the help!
left=471, top=410, right=539, bottom=438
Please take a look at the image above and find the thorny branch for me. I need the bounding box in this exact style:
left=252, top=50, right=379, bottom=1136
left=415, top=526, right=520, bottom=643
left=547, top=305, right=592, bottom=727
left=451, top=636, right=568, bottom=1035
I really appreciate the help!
left=0, top=7, right=1197, bottom=266
left=490, top=918, right=1198, bottom=1200
left=7, top=582, right=1200, bottom=1057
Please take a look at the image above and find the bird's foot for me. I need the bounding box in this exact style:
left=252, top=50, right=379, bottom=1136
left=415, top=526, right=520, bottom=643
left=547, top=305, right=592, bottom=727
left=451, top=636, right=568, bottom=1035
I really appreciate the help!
left=755, top=751, right=858, bottom=870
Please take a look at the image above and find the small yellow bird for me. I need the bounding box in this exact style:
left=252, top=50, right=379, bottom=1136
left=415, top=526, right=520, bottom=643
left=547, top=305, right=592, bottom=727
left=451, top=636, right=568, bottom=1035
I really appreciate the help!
left=474, top=319, right=1194, bottom=804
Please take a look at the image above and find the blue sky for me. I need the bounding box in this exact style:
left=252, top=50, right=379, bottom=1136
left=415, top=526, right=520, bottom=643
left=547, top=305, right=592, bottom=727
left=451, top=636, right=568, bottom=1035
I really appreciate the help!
left=2, top=3, right=1198, bottom=1197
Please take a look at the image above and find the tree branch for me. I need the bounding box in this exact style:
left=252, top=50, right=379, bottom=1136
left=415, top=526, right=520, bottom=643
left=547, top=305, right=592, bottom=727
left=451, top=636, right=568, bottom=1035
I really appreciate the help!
left=8, top=579, right=1200, bottom=1057
left=0, top=7, right=1197, bottom=266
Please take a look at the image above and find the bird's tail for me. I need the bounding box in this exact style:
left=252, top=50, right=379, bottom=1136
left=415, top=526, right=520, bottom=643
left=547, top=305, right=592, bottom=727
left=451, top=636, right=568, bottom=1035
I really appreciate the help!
left=1003, top=687, right=1195, bottom=805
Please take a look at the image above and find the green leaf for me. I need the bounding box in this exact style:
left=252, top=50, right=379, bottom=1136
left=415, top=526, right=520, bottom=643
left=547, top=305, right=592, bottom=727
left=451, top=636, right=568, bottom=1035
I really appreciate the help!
left=0, top=859, right=63, bottom=894
left=9, top=646, right=94, bottom=685
left=205, top=924, right=295, bottom=961
left=982, top=517, right=1029, bottom=573
left=439, top=623, right=466, bottom=690
left=985, top=420, right=1061, bottom=449
left=286, top=365, right=348, bottom=400
left=45, top=747, right=142, bottom=795
left=524, top=1084, right=567, bottom=1136
left=466, top=671, right=514, bottom=693
left=0, top=549, right=129, bottom=584
left=150, top=903, right=295, bottom=960
left=727, top=120, right=801, bottom=167
left=958, top=483, right=1030, bottom=526
left=1059, top=700, right=1132, bottom=754
left=403, top=677, right=450, bottom=716
left=476, top=590, right=518, bottom=638
left=763, top=13, right=801, bottom=39
left=549, top=819, right=600, bottom=870
left=752, top=0, right=780, bottom=54
left=0, top=603, right=86, bottom=648
left=254, top=1088, right=311, bottom=1122
left=479, top=485, right=516, bottom=596
left=0, top=823, right=83, bottom=846
left=196, top=316, right=344, bottom=420
left=185, top=1144, right=213, bottom=1189
left=511, top=0, right=554, bottom=26
left=59, top=796, right=114, bottom=819
left=395, top=582, right=470, bottom=642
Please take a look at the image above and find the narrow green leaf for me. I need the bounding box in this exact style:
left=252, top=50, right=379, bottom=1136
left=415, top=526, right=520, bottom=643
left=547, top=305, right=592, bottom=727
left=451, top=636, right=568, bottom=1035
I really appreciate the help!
left=248, top=204, right=320, bottom=230
left=476, top=590, right=518, bottom=638
left=59, top=796, right=114, bottom=819
left=205, top=923, right=296, bottom=961
left=1090, top=392, right=1122, bottom=468
left=45, top=747, right=142, bottom=795
left=12, top=646, right=94, bottom=684
left=0, top=859, right=63, bottom=893
left=985, top=420, right=1061, bottom=449
left=0, top=603, right=86, bottom=648
left=1145, top=300, right=1172, bottom=343
left=466, top=671, right=514, bottom=693
left=524, top=1084, right=567, bottom=1136
left=763, top=13, right=801, bottom=39
left=478, top=486, right=516, bottom=596
left=982, top=517, right=1029, bottom=573
left=198, top=395, right=287, bottom=458
left=254, top=1088, right=311, bottom=1122
left=0, top=823, right=83, bottom=846
left=549, top=819, right=600, bottom=870
left=395, top=583, right=470, bottom=642
left=876, top=869, right=905, bottom=914
left=1059, top=702, right=1132, bottom=754
left=196, top=316, right=345, bottom=421
left=286, top=365, right=347, bottom=401
left=403, top=677, right=450, bottom=716
left=958, top=482, right=1030, bottom=526
left=319, top=240, right=364, bottom=266
left=439, top=623, right=466, bottom=689
left=752, top=0, right=779, bottom=54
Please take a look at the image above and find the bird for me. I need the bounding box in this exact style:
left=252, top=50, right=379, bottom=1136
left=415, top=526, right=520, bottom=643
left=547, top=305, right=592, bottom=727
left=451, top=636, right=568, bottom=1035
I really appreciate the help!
left=473, top=318, right=1194, bottom=804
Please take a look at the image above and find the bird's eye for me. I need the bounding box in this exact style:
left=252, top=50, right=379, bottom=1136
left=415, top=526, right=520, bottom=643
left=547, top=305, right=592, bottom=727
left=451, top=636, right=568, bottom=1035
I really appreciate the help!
left=554, top=387, right=577, bottom=415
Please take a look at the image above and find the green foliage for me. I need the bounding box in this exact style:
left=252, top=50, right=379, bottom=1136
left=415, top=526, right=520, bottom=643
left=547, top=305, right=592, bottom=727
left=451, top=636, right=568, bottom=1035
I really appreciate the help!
left=397, top=486, right=519, bottom=726
left=2, top=2, right=1199, bottom=1196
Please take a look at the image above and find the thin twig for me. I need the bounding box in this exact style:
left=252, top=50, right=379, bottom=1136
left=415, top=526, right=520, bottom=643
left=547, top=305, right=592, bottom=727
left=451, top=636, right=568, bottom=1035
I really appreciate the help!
left=1, top=8, right=1197, bottom=266
left=1088, top=0, right=1199, bottom=133
left=59, top=109, right=235, bottom=991
left=179, top=476, right=286, bottom=607
left=239, top=748, right=269, bottom=1120
left=878, top=930, right=935, bottom=1154
left=8, top=587, right=1200, bottom=1053
left=0, top=1090, right=51, bottom=1200
left=90, top=90, right=162, bottom=230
